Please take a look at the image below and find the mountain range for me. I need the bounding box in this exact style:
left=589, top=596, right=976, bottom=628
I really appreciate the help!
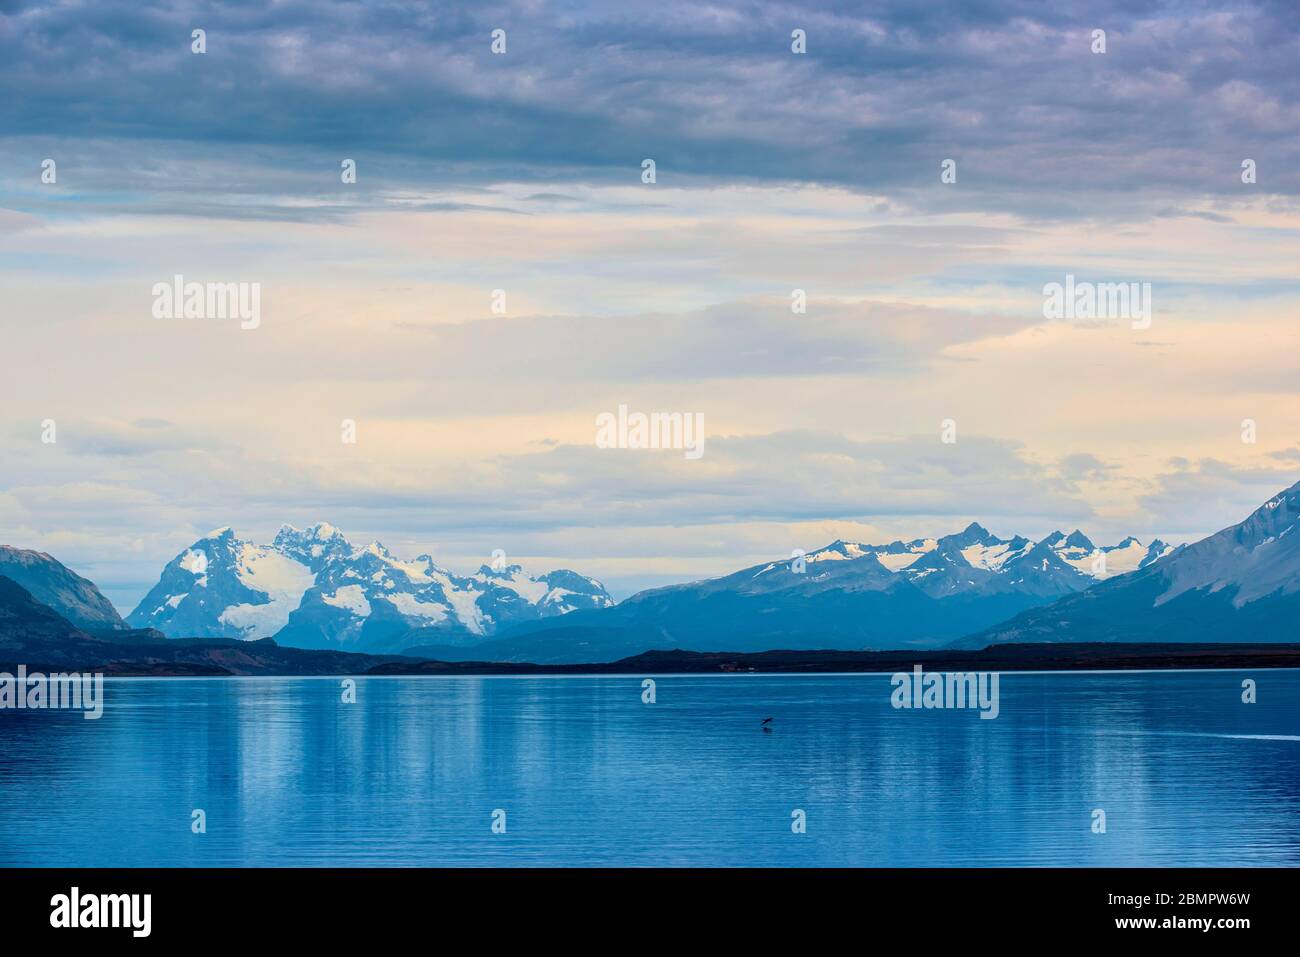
left=0, top=574, right=407, bottom=675
left=124, top=524, right=614, bottom=653
left=412, top=524, right=1176, bottom=662
left=956, top=480, right=1300, bottom=647
left=5, top=480, right=1299, bottom=666
left=6, top=571, right=1296, bottom=677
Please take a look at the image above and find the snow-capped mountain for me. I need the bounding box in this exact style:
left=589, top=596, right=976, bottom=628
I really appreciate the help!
left=125, top=524, right=614, bottom=652
left=786, top=523, right=1174, bottom=598
left=409, top=523, right=1178, bottom=663
left=959, top=481, right=1300, bottom=647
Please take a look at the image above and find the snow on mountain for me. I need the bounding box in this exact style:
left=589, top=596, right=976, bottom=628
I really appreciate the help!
left=747, top=521, right=1172, bottom=602
left=1154, top=484, right=1300, bottom=607
left=462, top=518, right=1186, bottom=663
left=124, top=515, right=1189, bottom=660
left=1045, top=531, right=1173, bottom=578
left=126, top=525, right=614, bottom=651
left=803, top=540, right=874, bottom=563
left=788, top=522, right=1171, bottom=594
left=959, top=480, right=1300, bottom=647
left=270, top=522, right=354, bottom=571
left=125, top=528, right=281, bottom=640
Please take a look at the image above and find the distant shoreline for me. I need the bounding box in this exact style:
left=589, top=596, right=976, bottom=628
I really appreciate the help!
left=8, top=641, right=1299, bottom=678
left=366, top=643, right=1300, bottom=677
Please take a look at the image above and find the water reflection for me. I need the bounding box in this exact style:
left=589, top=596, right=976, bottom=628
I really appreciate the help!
left=0, top=671, right=1296, bottom=866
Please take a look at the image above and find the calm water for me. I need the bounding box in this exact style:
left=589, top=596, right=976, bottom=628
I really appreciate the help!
left=1, top=671, right=1297, bottom=867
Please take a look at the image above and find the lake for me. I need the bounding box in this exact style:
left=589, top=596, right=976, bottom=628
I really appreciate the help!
left=1, top=670, right=1297, bottom=866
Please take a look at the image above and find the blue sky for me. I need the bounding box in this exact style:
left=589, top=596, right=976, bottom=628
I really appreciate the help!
left=1, top=0, right=1298, bottom=609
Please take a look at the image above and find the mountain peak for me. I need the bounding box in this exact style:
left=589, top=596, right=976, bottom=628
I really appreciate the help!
left=272, top=523, right=354, bottom=561
left=941, top=521, right=998, bottom=549
left=1233, top=485, right=1300, bottom=550
left=827, top=539, right=866, bottom=554
left=1062, top=530, right=1095, bottom=551
left=805, top=540, right=870, bottom=562
left=967, top=478, right=1300, bottom=648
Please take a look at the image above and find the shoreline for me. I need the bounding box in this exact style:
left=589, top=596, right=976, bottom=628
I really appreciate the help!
left=6, top=641, right=1300, bottom=678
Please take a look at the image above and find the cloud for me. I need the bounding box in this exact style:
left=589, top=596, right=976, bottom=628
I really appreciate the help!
left=0, top=422, right=1093, bottom=605
left=4, top=0, right=1300, bottom=609
left=1056, top=453, right=1119, bottom=489
left=391, top=297, right=1034, bottom=388
left=2, top=0, right=1297, bottom=210
left=482, top=429, right=1093, bottom=530
left=39, top=419, right=228, bottom=458
left=1137, top=457, right=1298, bottom=536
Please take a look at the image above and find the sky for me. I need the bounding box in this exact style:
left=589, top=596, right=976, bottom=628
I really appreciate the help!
left=1, top=0, right=1299, bottom=611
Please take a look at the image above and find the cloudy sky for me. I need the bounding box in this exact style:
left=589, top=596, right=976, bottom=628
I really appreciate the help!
left=2, top=0, right=1299, bottom=611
